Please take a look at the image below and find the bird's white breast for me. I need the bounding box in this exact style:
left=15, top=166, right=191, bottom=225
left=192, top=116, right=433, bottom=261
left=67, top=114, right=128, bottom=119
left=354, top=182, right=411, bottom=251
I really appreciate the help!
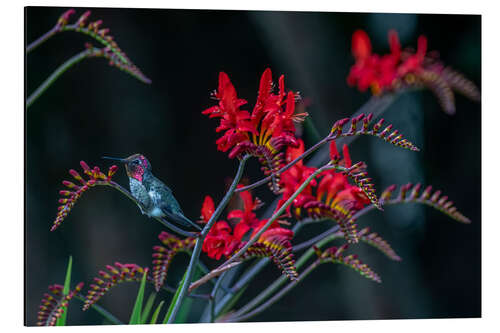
left=149, top=207, right=164, bottom=218
left=147, top=190, right=165, bottom=217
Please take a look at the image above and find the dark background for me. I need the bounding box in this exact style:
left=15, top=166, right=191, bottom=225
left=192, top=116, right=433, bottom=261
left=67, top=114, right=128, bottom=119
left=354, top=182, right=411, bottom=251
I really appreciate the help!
left=25, top=7, right=481, bottom=325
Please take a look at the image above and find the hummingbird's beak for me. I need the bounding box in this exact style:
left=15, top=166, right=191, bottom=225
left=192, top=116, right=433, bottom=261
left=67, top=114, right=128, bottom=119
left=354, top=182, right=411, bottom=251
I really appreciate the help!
left=101, top=156, right=127, bottom=163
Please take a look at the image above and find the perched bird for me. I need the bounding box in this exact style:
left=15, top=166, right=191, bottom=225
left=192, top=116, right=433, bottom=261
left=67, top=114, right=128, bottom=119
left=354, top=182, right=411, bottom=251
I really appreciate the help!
left=102, top=154, right=201, bottom=231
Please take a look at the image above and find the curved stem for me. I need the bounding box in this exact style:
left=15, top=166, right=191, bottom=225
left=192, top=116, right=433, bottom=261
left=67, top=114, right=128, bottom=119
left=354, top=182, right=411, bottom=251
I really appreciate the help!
left=209, top=271, right=229, bottom=323
left=228, top=259, right=321, bottom=322
left=161, top=285, right=210, bottom=300
left=189, top=262, right=240, bottom=293
left=202, top=92, right=404, bottom=322
left=292, top=225, right=341, bottom=252
left=226, top=231, right=339, bottom=321
left=27, top=49, right=93, bottom=108
left=235, top=137, right=329, bottom=193
left=208, top=201, right=322, bottom=318
left=165, top=155, right=250, bottom=323
left=26, top=26, right=59, bottom=53
left=219, top=164, right=335, bottom=270
left=307, top=93, right=401, bottom=167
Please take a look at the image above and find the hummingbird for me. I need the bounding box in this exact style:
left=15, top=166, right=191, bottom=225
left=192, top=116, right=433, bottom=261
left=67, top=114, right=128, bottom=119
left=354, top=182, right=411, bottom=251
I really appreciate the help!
left=102, top=154, right=201, bottom=231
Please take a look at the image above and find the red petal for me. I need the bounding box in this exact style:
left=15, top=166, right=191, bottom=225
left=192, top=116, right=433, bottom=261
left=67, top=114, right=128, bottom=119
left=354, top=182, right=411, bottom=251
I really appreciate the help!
left=227, top=210, right=244, bottom=220
left=257, top=68, right=272, bottom=105
left=201, top=195, right=215, bottom=222
left=342, top=144, right=352, bottom=168
left=329, top=141, right=340, bottom=161
left=284, top=91, right=295, bottom=117
left=286, top=139, right=305, bottom=164
left=417, top=35, right=428, bottom=60
left=388, top=29, right=401, bottom=60
left=218, top=72, right=232, bottom=97
left=278, top=75, right=286, bottom=102
left=352, top=30, right=372, bottom=60
left=234, top=223, right=250, bottom=241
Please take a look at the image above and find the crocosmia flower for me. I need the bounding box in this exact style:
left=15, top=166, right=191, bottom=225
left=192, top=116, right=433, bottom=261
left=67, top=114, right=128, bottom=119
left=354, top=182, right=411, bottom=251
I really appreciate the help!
left=203, top=68, right=308, bottom=192
left=278, top=139, right=371, bottom=243
left=201, top=189, right=294, bottom=260
left=347, top=29, right=480, bottom=115
left=202, top=221, right=240, bottom=260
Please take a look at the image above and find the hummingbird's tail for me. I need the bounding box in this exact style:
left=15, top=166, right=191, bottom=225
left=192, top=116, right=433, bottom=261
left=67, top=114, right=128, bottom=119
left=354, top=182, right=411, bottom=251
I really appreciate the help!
left=163, top=210, right=202, bottom=231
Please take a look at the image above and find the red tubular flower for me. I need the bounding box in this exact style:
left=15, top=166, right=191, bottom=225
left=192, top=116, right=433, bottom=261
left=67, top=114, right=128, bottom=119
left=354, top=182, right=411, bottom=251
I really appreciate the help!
left=347, top=29, right=480, bottom=114
left=351, top=29, right=372, bottom=60
left=203, top=68, right=308, bottom=193
left=202, top=221, right=240, bottom=260
left=279, top=141, right=371, bottom=243
left=199, top=190, right=298, bottom=279
left=200, top=195, right=215, bottom=223
left=277, top=139, right=318, bottom=217
left=228, top=185, right=263, bottom=239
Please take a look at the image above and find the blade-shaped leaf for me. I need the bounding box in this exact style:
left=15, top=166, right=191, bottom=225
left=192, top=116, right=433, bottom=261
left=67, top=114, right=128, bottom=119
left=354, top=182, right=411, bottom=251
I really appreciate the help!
left=174, top=268, right=201, bottom=323
left=55, top=256, right=73, bottom=326
left=150, top=301, right=165, bottom=324
left=140, top=292, right=157, bottom=324
left=129, top=269, right=148, bottom=324
left=162, top=270, right=188, bottom=324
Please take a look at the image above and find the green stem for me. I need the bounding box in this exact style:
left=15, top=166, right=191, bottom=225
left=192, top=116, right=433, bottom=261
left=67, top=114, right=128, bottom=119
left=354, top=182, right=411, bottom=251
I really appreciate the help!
left=227, top=232, right=339, bottom=321
left=161, top=284, right=210, bottom=300
left=26, top=26, right=59, bottom=53
left=209, top=271, right=228, bottom=323
left=307, top=93, right=402, bottom=167
left=210, top=212, right=306, bottom=318
left=293, top=225, right=341, bottom=252
left=229, top=259, right=321, bottom=322
left=165, top=155, right=250, bottom=323
left=236, top=137, right=329, bottom=193
left=75, top=294, right=123, bottom=325
left=205, top=92, right=404, bottom=322
left=220, top=163, right=338, bottom=269
left=26, top=49, right=92, bottom=108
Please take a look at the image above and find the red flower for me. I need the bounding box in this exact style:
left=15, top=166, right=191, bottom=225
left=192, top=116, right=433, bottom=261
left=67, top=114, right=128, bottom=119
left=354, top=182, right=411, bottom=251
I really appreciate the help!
left=279, top=140, right=370, bottom=219
left=200, top=195, right=215, bottom=223
left=346, top=29, right=480, bottom=115
left=203, top=68, right=308, bottom=193
left=228, top=186, right=263, bottom=240
left=200, top=189, right=295, bottom=260
left=278, top=139, right=318, bottom=216
left=202, top=72, right=255, bottom=152
left=347, top=29, right=402, bottom=95
left=397, top=35, right=427, bottom=76
left=202, top=221, right=239, bottom=260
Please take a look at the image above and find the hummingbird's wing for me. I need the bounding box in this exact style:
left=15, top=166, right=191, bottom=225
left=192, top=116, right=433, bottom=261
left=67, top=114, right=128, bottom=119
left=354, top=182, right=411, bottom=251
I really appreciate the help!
left=147, top=177, right=202, bottom=231
left=161, top=207, right=202, bottom=231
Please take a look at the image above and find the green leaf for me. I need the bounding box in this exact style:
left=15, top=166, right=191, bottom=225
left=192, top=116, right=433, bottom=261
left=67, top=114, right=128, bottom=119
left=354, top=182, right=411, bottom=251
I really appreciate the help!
left=129, top=270, right=148, bottom=324
left=218, top=284, right=248, bottom=318
left=162, top=270, right=188, bottom=324
left=55, top=256, right=72, bottom=326
left=149, top=301, right=164, bottom=324
left=140, top=292, right=157, bottom=324
left=174, top=268, right=200, bottom=323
